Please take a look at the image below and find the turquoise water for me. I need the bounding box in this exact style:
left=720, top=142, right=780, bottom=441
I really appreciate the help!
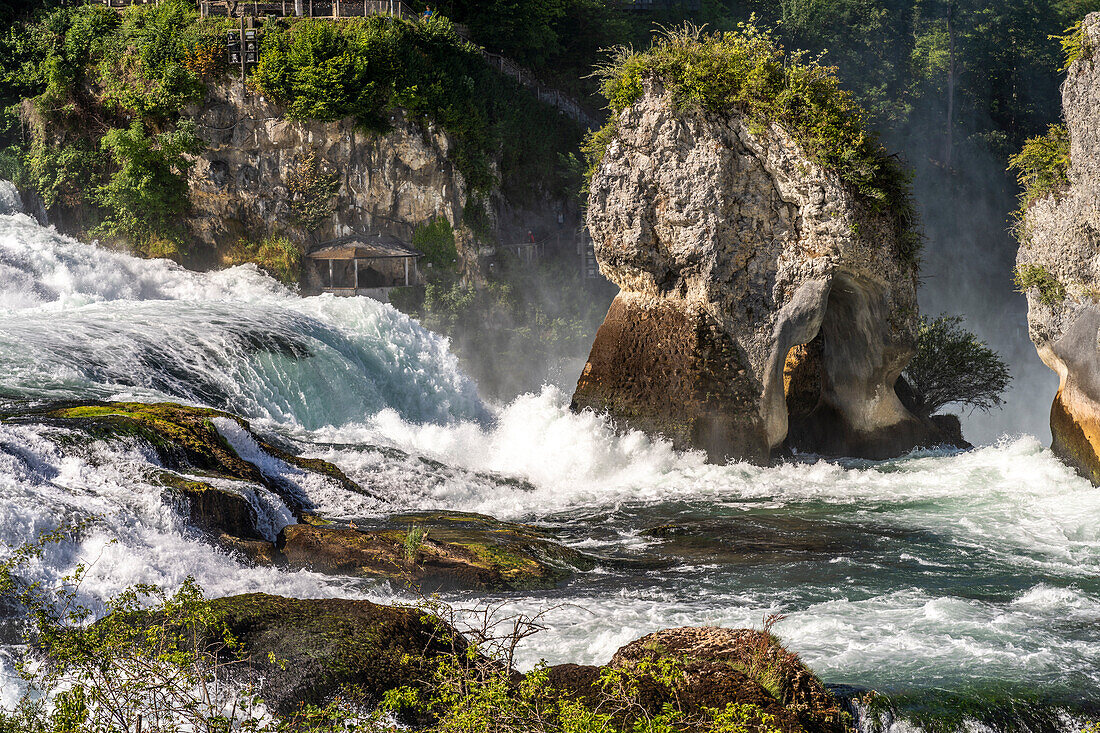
left=0, top=197, right=1097, bottom=729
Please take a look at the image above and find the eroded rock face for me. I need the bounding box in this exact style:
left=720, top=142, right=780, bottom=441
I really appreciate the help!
left=573, top=82, right=932, bottom=462
left=1017, top=13, right=1100, bottom=484
left=185, top=86, right=472, bottom=269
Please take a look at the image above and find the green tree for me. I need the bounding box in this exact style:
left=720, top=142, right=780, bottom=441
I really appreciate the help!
left=902, top=315, right=1011, bottom=417
left=94, top=118, right=203, bottom=252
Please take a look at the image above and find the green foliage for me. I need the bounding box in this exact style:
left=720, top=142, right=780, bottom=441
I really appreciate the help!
left=252, top=15, right=585, bottom=198
left=1054, top=20, right=1094, bottom=72
left=93, top=118, right=204, bottom=253
left=1009, top=124, right=1070, bottom=214
left=223, top=234, right=303, bottom=284
left=1014, top=263, right=1067, bottom=305
left=404, top=524, right=429, bottom=562
left=902, top=315, right=1012, bottom=418
left=413, top=217, right=459, bottom=270
left=285, top=150, right=340, bottom=229
left=586, top=21, right=921, bottom=264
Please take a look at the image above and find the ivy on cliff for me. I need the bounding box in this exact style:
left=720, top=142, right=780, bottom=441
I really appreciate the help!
left=585, top=21, right=922, bottom=267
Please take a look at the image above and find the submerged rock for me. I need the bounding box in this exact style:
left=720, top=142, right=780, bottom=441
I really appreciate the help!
left=574, top=80, right=939, bottom=463
left=1016, top=13, right=1100, bottom=484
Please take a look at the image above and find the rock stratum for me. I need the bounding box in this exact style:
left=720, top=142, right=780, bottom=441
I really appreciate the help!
left=1017, top=13, right=1100, bottom=484
left=573, top=81, right=940, bottom=462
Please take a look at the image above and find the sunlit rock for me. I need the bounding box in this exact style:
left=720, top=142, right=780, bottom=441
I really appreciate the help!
left=1017, top=13, right=1100, bottom=484
left=573, top=81, right=939, bottom=462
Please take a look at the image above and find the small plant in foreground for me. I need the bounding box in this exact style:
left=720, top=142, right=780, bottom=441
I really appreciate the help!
left=404, top=524, right=429, bottom=563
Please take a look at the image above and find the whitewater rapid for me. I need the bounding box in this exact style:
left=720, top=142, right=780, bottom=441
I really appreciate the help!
left=1, top=197, right=1098, bottom=724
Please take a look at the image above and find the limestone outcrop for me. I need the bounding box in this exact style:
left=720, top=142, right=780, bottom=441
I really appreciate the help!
left=185, top=86, right=474, bottom=271
left=1016, top=13, right=1100, bottom=484
left=573, top=81, right=939, bottom=462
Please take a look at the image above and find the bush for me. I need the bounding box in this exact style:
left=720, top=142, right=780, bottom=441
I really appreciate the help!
left=1008, top=124, right=1070, bottom=216
left=93, top=118, right=204, bottom=252
left=222, top=234, right=303, bottom=284
left=1014, top=263, right=1067, bottom=305
left=1054, top=20, right=1094, bottom=72
left=412, top=217, right=458, bottom=270
left=284, top=150, right=339, bottom=229
left=901, top=315, right=1011, bottom=418
left=586, top=21, right=921, bottom=265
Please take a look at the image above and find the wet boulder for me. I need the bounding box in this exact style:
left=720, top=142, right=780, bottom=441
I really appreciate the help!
left=278, top=511, right=592, bottom=590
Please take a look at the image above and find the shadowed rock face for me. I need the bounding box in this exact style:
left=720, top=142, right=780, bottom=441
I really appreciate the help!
left=573, top=82, right=935, bottom=462
left=1018, top=13, right=1100, bottom=484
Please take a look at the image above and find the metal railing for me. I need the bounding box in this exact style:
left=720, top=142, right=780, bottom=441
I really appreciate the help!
left=481, top=51, right=599, bottom=130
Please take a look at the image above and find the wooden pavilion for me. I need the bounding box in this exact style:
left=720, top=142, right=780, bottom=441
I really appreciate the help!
left=307, top=234, right=423, bottom=300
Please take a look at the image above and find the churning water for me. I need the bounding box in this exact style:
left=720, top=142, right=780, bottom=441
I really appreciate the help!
left=0, top=193, right=1097, bottom=728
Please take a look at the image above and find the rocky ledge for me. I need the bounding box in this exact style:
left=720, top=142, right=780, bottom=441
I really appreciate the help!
left=2, top=401, right=588, bottom=590
left=1016, top=13, right=1100, bottom=484
left=128, top=592, right=846, bottom=733
left=574, top=80, right=946, bottom=464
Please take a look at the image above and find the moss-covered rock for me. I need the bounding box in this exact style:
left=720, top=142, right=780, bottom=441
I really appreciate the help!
left=279, top=511, right=592, bottom=590
left=609, top=627, right=847, bottom=733
left=4, top=400, right=371, bottom=511
left=191, top=594, right=454, bottom=716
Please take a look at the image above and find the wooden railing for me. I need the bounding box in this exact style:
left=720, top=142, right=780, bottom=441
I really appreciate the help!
left=198, top=0, right=412, bottom=18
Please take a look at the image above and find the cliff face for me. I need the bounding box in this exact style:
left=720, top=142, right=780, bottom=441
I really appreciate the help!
left=1017, top=13, right=1100, bottom=483
left=573, top=82, right=939, bottom=463
left=185, top=85, right=476, bottom=275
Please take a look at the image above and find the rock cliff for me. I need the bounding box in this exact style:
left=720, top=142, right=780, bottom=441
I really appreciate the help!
left=185, top=85, right=477, bottom=275
left=573, top=81, right=940, bottom=462
left=1016, top=13, right=1100, bottom=483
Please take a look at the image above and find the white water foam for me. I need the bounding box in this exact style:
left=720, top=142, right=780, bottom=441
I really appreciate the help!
left=2, top=193, right=1100, bottom=718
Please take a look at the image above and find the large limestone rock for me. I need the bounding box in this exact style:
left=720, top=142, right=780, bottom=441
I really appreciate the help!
left=1017, top=13, right=1100, bottom=484
left=573, top=82, right=934, bottom=462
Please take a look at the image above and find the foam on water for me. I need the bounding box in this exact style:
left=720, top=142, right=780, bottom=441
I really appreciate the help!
left=1, top=197, right=1099, bottom=723
left=0, top=212, right=484, bottom=427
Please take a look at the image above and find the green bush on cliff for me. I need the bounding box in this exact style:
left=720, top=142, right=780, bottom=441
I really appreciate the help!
left=1054, top=19, right=1094, bottom=72
left=252, top=15, right=585, bottom=199
left=1014, top=263, right=1067, bottom=305
left=413, top=217, right=459, bottom=270
left=223, top=234, right=302, bottom=284
left=94, top=118, right=204, bottom=254
left=1008, top=124, right=1070, bottom=219
left=586, top=22, right=921, bottom=265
